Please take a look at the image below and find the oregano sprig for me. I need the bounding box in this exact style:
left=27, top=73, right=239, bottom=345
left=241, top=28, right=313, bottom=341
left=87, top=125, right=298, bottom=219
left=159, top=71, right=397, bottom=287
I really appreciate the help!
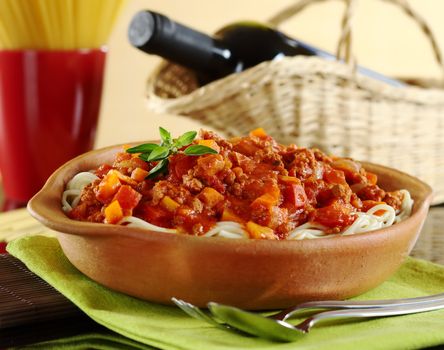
left=126, top=127, right=217, bottom=179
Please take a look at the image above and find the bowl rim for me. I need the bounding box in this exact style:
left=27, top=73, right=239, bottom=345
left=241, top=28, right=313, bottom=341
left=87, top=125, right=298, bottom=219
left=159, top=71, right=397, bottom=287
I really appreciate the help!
left=27, top=142, right=434, bottom=250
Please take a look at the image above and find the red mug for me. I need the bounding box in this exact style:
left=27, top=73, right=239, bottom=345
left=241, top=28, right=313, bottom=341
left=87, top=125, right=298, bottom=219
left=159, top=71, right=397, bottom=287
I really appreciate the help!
left=0, top=49, right=106, bottom=210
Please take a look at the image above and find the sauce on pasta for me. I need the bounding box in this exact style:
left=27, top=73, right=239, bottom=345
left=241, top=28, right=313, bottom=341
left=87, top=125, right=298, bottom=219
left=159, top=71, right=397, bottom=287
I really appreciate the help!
left=65, top=129, right=412, bottom=239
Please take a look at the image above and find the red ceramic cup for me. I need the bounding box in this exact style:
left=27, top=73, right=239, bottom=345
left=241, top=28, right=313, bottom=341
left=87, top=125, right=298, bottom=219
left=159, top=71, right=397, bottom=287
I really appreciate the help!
left=0, top=49, right=106, bottom=210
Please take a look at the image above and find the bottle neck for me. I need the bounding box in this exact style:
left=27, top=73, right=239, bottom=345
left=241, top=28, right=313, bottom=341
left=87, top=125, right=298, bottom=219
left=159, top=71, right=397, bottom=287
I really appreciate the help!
left=128, top=11, right=239, bottom=80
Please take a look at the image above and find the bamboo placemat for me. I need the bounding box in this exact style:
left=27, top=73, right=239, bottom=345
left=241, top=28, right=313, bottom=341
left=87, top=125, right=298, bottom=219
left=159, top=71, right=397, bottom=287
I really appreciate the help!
left=0, top=254, right=83, bottom=329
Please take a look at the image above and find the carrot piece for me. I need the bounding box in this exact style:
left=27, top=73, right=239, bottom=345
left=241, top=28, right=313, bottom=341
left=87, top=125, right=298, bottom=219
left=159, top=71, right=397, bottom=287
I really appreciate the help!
left=246, top=221, right=277, bottom=240
left=104, top=200, right=123, bottom=224
left=278, top=175, right=301, bottom=185
left=251, top=193, right=279, bottom=208
left=95, top=171, right=121, bottom=203
left=160, top=196, right=180, bottom=212
left=198, top=187, right=225, bottom=208
left=249, top=128, right=267, bottom=138
left=221, top=208, right=243, bottom=223
left=366, top=172, right=378, bottom=185
left=197, top=139, right=220, bottom=152
left=131, top=167, right=149, bottom=182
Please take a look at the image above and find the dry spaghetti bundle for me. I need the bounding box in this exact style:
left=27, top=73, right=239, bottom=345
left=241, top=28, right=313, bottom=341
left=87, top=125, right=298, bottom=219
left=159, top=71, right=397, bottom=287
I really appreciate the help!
left=0, top=0, right=126, bottom=49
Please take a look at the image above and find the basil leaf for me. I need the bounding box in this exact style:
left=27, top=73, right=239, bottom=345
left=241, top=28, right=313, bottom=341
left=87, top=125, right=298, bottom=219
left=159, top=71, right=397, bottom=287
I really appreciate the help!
left=147, top=145, right=169, bottom=161
left=184, top=145, right=218, bottom=156
left=147, top=158, right=169, bottom=179
left=159, top=127, right=172, bottom=145
left=175, top=131, right=197, bottom=148
left=138, top=153, right=150, bottom=162
left=126, top=143, right=159, bottom=154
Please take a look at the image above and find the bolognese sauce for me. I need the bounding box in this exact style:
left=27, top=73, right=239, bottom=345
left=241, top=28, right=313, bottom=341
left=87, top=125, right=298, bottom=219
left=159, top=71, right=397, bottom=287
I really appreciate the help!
left=67, top=129, right=407, bottom=240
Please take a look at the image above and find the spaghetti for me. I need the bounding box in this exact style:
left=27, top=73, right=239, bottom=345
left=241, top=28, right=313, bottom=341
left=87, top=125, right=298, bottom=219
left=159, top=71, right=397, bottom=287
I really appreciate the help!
left=0, top=0, right=126, bottom=49
left=63, top=129, right=414, bottom=240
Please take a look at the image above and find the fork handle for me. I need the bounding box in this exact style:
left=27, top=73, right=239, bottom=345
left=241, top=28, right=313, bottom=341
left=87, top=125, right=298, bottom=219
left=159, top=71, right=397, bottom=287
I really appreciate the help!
left=275, top=292, right=444, bottom=321
left=296, top=299, right=444, bottom=333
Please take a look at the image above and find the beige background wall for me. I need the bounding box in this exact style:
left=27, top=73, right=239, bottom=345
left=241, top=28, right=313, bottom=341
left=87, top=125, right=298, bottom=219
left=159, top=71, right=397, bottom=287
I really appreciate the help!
left=96, top=0, right=444, bottom=148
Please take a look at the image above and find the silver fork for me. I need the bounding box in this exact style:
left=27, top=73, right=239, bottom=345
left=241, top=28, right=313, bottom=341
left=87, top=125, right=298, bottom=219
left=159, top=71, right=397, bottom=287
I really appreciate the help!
left=272, top=292, right=444, bottom=321
left=208, top=299, right=444, bottom=341
left=172, top=296, right=444, bottom=342
left=172, top=297, right=229, bottom=330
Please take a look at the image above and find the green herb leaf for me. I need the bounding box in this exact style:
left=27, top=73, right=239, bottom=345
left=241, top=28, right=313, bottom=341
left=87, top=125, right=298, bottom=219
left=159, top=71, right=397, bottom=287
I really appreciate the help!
left=184, top=145, right=218, bottom=156
left=147, top=158, right=169, bottom=179
left=147, top=145, right=169, bottom=161
left=159, top=127, right=172, bottom=145
left=138, top=153, right=150, bottom=162
left=125, top=127, right=218, bottom=180
left=126, top=143, right=159, bottom=154
left=175, top=131, right=197, bottom=148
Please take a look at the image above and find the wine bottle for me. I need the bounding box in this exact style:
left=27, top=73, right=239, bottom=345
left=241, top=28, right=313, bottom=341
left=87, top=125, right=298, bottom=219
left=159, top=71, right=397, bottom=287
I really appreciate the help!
left=128, top=10, right=403, bottom=87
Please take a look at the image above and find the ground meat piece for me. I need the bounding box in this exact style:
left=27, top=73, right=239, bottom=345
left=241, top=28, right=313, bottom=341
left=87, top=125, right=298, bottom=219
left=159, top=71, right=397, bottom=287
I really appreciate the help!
left=254, top=148, right=285, bottom=168
left=313, top=148, right=333, bottom=164
left=222, top=169, right=236, bottom=185
left=182, top=173, right=204, bottom=193
left=151, top=180, right=191, bottom=205
left=229, top=152, right=256, bottom=173
left=200, top=129, right=233, bottom=150
left=190, top=197, right=204, bottom=213
left=69, top=183, right=104, bottom=223
left=288, top=148, right=323, bottom=181
left=357, top=184, right=386, bottom=202
left=331, top=184, right=352, bottom=203
left=383, top=191, right=403, bottom=211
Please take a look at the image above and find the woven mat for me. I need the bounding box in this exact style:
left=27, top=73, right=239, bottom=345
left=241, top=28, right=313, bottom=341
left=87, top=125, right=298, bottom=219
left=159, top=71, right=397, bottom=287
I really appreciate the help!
left=1, top=208, right=443, bottom=265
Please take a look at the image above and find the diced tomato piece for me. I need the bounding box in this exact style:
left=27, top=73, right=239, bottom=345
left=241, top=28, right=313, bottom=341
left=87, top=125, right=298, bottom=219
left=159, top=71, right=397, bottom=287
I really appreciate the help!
left=331, top=159, right=361, bottom=179
left=324, top=168, right=347, bottom=185
left=139, top=204, right=172, bottom=227
left=357, top=185, right=386, bottom=202
left=282, top=183, right=307, bottom=209
left=95, top=164, right=112, bottom=178
left=113, top=185, right=142, bottom=212
left=310, top=200, right=355, bottom=229
left=171, top=154, right=197, bottom=179
left=233, top=139, right=260, bottom=156
left=361, top=200, right=385, bottom=213
left=104, top=200, right=123, bottom=224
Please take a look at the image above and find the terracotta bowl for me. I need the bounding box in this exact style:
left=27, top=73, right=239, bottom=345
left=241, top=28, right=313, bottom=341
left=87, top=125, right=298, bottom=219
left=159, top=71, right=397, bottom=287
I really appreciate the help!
left=28, top=143, right=433, bottom=310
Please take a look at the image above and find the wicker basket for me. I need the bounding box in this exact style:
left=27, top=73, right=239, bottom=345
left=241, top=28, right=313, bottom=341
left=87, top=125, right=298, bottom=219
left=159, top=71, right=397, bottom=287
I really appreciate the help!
left=146, top=0, right=444, bottom=204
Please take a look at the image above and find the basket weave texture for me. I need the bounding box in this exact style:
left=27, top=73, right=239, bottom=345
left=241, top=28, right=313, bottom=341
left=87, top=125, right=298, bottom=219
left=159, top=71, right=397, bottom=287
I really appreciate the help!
left=146, top=0, right=444, bottom=205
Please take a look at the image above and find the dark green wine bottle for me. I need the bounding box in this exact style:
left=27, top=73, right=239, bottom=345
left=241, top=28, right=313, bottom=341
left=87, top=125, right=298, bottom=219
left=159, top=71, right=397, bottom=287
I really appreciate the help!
left=128, top=10, right=403, bottom=87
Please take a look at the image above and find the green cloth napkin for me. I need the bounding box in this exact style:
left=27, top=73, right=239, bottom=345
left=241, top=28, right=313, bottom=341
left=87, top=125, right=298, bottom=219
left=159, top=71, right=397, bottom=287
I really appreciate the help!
left=7, top=236, right=444, bottom=350
left=14, top=332, right=156, bottom=350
